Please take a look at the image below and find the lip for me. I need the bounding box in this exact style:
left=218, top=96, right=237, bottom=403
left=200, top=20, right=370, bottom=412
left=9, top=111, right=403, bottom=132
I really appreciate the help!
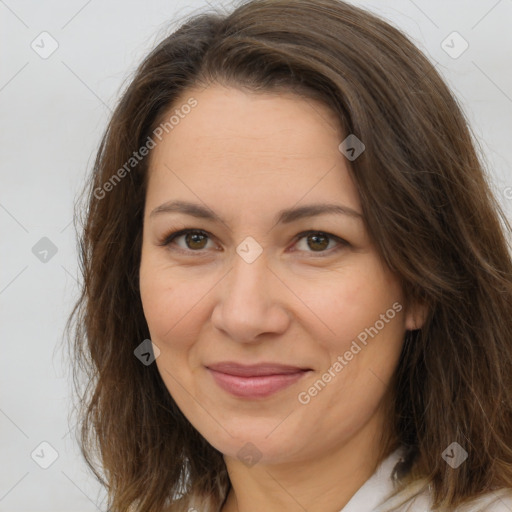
left=206, top=362, right=312, bottom=399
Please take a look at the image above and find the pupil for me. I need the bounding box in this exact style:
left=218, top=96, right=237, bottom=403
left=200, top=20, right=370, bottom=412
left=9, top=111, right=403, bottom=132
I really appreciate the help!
left=308, top=233, right=328, bottom=251
left=187, top=232, right=207, bottom=249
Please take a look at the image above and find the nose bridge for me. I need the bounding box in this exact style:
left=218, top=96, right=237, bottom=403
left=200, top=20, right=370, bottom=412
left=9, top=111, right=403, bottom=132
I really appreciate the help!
left=230, top=248, right=269, bottom=307
left=211, top=245, right=289, bottom=342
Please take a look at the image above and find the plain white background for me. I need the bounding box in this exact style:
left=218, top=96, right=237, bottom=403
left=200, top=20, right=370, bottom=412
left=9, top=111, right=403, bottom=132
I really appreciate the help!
left=1, top=0, right=511, bottom=510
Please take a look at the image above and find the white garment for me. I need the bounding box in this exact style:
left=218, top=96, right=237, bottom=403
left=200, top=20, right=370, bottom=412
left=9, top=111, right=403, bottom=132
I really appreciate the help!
left=339, top=446, right=512, bottom=512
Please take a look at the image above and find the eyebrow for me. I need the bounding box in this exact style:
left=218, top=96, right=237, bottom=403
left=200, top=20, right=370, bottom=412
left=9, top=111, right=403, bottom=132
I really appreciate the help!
left=149, top=200, right=363, bottom=225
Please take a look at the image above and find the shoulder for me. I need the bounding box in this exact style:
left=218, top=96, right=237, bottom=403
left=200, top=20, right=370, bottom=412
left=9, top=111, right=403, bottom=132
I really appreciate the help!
left=372, top=446, right=512, bottom=512
left=399, top=487, right=512, bottom=512
left=456, top=489, right=512, bottom=511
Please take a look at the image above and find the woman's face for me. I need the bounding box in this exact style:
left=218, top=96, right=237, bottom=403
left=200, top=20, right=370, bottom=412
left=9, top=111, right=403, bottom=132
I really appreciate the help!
left=139, top=83, right=421, bottom=465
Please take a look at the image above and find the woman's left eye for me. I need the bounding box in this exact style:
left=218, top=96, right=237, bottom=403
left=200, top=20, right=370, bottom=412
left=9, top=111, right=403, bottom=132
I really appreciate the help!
left=293, top=231, right=347, bottom=255
left=158, top=229, right=348, bottom=256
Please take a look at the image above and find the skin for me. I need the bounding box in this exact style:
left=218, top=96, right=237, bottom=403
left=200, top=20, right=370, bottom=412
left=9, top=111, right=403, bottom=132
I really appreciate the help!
left=139, top=83, right=425, bottom=512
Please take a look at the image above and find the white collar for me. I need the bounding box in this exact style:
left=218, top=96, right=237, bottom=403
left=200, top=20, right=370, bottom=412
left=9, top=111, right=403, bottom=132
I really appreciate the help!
left=339, top=445, right=411, bottom=512
left=339, top=446, right=512, bottom=512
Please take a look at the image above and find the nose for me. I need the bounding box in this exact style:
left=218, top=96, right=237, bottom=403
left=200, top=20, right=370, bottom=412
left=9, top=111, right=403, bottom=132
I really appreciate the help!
left=211, top=249, right=291, bottom=343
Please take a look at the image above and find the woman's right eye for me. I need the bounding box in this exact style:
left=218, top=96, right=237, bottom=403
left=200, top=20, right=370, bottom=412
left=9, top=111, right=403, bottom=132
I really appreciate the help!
left=159, top=229, right=215, bottom=254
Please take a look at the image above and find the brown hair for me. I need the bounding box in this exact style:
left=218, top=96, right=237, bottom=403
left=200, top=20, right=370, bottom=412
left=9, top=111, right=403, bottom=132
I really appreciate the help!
left=66, top=0, right=512, bottom=510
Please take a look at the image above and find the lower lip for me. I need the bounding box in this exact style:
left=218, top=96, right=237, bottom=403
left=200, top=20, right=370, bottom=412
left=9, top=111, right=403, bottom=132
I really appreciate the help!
left=207, top=368, right=309, bottom=399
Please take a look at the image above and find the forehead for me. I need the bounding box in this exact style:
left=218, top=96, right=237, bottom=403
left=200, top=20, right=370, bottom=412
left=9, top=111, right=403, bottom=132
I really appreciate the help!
left=145, top=84, right=361, bottom=221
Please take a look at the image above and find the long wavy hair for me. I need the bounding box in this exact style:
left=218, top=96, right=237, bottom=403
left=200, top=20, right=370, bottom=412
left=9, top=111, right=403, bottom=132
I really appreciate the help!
left=66, top=0, right=512, bottom=510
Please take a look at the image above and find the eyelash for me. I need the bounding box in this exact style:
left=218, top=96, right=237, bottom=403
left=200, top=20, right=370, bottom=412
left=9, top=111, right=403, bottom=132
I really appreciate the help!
left=157, top=228, right=349, bottom=257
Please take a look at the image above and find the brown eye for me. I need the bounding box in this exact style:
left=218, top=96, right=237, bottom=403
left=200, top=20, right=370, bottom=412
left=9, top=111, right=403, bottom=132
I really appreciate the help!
left=294, top=231, right=346, bottom=255
left=160, top=229, right=214, bottom=253
left=184, top=231, right=208, bottom=250
left=306, top=232, right=330, bottom=251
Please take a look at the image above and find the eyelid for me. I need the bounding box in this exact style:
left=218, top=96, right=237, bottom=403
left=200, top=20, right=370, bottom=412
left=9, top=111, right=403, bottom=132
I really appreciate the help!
left=158, top=228, right=349, bottom=256
left=158, top=228, right=217, bottom=255
left=291, top=230, right=348, bottom=255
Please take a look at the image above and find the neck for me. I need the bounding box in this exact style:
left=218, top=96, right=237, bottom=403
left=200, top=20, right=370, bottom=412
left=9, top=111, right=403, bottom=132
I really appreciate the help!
left=221, top=411, right=396, bottom=512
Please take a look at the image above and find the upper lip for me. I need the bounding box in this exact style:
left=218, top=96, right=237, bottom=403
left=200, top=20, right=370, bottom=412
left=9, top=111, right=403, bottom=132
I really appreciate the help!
left=206, top=362, right=311, bottom=377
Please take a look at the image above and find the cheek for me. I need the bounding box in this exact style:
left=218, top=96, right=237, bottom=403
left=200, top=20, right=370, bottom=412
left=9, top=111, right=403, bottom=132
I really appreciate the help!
left=139, top=255, right=207, bottom=344
left=139, top=263, right=204, bottom=398
left=139, top=265, right=171, bottom=340
left=327, top=267, right=405, bottom=397
left=138, top=257, right=221, bottom=405
left=296, top=266, right=405, bottom=446
left=298, top=256, right=404, bottom=353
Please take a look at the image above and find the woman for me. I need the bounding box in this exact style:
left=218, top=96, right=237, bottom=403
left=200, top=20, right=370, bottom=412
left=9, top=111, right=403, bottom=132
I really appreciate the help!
left=67, top=0, right=512, bottom=511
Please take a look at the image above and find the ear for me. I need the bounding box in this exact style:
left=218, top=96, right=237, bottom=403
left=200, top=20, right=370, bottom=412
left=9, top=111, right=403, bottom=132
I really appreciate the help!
left=404, top=300, right=428, bottom=331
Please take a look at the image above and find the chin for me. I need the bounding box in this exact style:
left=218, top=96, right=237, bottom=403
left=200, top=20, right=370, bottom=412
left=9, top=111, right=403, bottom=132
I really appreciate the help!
left=199, top=419, right=306, bottom=465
